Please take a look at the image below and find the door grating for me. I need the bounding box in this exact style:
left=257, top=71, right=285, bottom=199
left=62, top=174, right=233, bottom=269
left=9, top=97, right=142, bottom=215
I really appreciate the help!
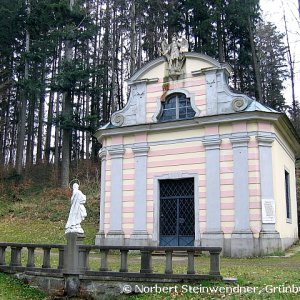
left=159, top=178, right=195, bottom=246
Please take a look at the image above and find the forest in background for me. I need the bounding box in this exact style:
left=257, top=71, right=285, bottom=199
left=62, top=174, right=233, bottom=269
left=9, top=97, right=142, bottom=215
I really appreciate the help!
left=0, top=0, right=298, bottom=188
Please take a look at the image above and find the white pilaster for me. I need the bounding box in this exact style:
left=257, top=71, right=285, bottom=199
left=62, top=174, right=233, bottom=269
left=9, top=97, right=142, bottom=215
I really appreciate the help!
left=95, top=148, right=107, bottom=245
left=257, top=134, right=281, bottom=255
left=106, top=146, right=125, bottom=244
left=202, top=136, right=224, bottom=248
left=257, top=135, right=276, bottom=232
left=130, top=143, right=150, bottom=245
left=230, top=135, right=251, bottom=231
left=230, top=135, right=254, bottom=257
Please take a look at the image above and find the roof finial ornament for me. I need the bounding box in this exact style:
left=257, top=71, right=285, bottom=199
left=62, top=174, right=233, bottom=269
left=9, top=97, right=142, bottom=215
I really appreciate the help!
left=160, top=33, right=189, bottom=79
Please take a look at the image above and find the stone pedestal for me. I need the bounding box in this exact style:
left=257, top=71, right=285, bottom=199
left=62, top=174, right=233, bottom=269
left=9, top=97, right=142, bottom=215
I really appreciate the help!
left=230, top=231, right=254, bottom=257
left=129, top=231, right=149, bottom=246
left=95, top=231, right=105, bottom=245
left=259, top=231, right=281, bottom=255
left=76, top=233, right=85, bottom=244
left=201, top=231, right=224, bottom=248
left=63, top=233, right=87, bottom=297
left=105, top=231, right=125, bottom=246
left=63, top=233, right=85, bottom=275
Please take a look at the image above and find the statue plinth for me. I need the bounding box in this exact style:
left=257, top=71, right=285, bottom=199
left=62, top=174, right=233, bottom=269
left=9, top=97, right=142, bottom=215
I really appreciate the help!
left=65, top=232, right=85, bottom=244
left=76, top=232, right=85, bottom=245
left=168, top=69, right=184, bottom=80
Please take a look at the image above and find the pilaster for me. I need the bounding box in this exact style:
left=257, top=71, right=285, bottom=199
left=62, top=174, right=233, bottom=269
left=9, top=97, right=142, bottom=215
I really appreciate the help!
left=230, top=135, right=250, bottom=232
left=202, top=136, right=224, bottom=248
left=257, top=134, right=276, bottom=231
left=130, top=143, right=150, bottom=245
left=230, top=135, right=254, bottom=257
left=106, top=146, right=125, bottom=245
left=95, top=148, right=107, bottom=244
left=257, top=134, right=281, bottom=254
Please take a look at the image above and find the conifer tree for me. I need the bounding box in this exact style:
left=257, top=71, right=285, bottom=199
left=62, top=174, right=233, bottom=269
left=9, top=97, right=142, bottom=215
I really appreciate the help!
left=256, top=21, right=288, bottom=111
left=0, top=0, right=294, bottom=185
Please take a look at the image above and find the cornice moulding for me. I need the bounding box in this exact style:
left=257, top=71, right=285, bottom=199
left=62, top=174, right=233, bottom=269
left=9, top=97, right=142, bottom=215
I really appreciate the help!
left=96, top=111, right=281, bottom=141
left=107, top=146, right=125, bottom=157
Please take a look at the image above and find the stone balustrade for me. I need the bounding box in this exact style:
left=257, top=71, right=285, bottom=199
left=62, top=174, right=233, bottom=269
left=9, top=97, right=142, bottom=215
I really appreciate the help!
left=75, top=244, right=222, bottom=280
left=0, top=236, right=222, bottom=298
left=0, top=241, right=222, bottom=280
left=0, top=242, right=64, bottom=273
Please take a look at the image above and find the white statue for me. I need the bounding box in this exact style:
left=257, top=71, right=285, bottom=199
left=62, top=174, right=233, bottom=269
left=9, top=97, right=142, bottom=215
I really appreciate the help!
left=160, top=33, right=189, bottom=77
left=65, top=183, right=87, bottom=234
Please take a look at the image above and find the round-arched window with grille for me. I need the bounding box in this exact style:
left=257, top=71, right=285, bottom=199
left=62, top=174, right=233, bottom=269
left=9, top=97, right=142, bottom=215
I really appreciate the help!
left=159, top=93, right=196, bottom=122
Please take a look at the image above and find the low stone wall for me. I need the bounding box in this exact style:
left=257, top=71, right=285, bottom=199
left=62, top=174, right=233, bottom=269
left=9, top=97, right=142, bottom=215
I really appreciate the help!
left=0, top=234, right=223, bottom=298
left=13, top=271, right=224, bottom=299
left=14, top=272, right=65, bottom=297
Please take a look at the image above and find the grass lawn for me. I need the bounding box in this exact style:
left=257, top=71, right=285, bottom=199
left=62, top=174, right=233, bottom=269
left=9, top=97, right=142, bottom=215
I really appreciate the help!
left=0, top=272, right=46, bottom=300
left=89, top=250, right=300, bottom=299
left=1, top=233, right=300, bottom=299
left=0, top=218, right=98, bottom=245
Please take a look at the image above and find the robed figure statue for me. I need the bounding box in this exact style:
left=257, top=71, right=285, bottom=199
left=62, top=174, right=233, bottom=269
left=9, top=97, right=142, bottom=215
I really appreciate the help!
left=160, top=33, right=189, bottom=78
left=65, top=183, right=87, bottom=234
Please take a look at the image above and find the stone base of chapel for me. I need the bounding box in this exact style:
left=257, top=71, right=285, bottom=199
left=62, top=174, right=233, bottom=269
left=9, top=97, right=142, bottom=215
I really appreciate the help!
left=96, top=230, right=125, bottom=246
left=258, top=230, right=282, bottom=256
left=95, top=231, right=297, bottom=257
left=201, top=231, right=224, bottom=249
left=199, top=230, right=288, bottom=257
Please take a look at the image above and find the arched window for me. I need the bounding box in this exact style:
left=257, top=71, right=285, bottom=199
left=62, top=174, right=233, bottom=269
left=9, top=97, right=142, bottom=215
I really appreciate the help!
left=159, top=93, right=196, bottom=122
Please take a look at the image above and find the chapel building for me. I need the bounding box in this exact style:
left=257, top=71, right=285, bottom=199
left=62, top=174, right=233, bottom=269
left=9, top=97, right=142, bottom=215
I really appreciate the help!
left=95, top=36, right=299, bottom=257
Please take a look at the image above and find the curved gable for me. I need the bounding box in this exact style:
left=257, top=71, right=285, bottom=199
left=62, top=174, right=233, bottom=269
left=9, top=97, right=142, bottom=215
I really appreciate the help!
left=127, top=53, right=231, bottom=85
left=107, top=52, right=260, bottom=128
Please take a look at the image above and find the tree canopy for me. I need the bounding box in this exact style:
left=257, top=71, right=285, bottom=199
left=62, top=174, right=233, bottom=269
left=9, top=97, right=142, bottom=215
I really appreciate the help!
left=0, top=0, right=293, bottom=185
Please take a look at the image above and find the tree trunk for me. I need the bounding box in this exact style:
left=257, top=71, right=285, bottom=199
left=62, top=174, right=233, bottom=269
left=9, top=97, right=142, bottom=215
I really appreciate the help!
left=217, top=18, right=224, bottom=62
left=16, top=1, right=30, bottom=175
left=110, top=5, right=117, bottom=114
left=90, top=0, right=102, bottom=162
left=248, top=16, right=263, bottom=101
left=0, top=94, right=6, bottom=167
left=283, top=10, right=296, bottom=120
left=61, top=45, right=73, bottom=187
left=167, top=0, right=176, bottom=41
left=61, top=0, right=74, bottom=188
left=54, top=42, right=63, bottom=169
left=36, top=67, right=45, bottom=164
left=54, top=93, right=61, bottom=169
left=84, top=0, right=91, bottom=160
left=10, top=81, right=20, bottom=166
left=216, top=1, right=225, bottom=62
left=25, top=87, right=36, bottom=169
left=130, top=0, right=136, bottom=75
left=45, top=47, right=58, bottom=164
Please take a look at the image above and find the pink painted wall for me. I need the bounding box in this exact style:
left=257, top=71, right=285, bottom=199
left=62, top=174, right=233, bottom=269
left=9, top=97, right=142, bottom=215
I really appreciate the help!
left=102, top=118, right=282, bottom=240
